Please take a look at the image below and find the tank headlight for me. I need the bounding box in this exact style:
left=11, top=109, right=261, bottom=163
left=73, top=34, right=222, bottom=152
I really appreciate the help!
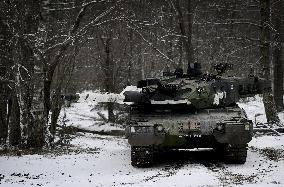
left=142, top=88, right=149, bottom=94
left=216, top=124, right=224, bottom=131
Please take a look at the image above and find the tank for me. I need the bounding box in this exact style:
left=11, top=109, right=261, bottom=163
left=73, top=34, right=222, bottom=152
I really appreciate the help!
left=124, top=63, right=270, bottom=167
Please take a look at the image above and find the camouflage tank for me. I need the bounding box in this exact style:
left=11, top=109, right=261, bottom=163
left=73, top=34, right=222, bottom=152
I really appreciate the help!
left=124, top=63, right=270, bottom=167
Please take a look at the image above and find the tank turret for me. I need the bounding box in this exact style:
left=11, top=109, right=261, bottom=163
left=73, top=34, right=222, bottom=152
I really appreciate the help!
left=124, top=63, right=270, bottom=111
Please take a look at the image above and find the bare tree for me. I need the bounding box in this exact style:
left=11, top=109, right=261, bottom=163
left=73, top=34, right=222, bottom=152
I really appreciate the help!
left=0, top=19, right=10, bottom=144
left=272, top=0, right=284, bottom=111
left=0, top=0, right=123, bottom=147
left=259, top=0, right=280, bottom=123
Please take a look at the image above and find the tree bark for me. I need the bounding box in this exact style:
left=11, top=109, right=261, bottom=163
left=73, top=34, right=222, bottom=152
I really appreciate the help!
left=186, top=0, right=194, bottom=70
left=0, top=18, right=11, bottom=144
left=127, top=29, right=134, bottom=85
left=272, top=0, right=284, bottom=111
left=10, top=0, right=45, bottom=148
left=104, top=36, right=115, bottom=123
left=9, top=91, right=21, bottom=146
left=260, top=0, right=280, bottom=123
left=17, top=38, right=45, bottom=148
left=0, top=83, right=8, bottom=144
left=175, top=0, right=195, bottom=72
left=50, top=86, right=63, bottom=144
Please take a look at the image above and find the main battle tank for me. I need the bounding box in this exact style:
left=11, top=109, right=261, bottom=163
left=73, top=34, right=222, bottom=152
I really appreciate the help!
left=124, top=63, right=270, bottom=167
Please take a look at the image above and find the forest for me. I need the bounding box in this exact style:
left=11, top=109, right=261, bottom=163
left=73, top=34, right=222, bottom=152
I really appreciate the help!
left=0, top=1, right=284, bottom=186
left=0, top=0, right=283, bottom=147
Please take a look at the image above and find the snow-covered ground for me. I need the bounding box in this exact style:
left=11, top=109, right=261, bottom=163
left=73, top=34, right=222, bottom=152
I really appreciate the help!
left=59, top=90, right=124, bottom=132
left=59, top=87, right=140, bottom=133
left=1, top=92, right=284, bottom=187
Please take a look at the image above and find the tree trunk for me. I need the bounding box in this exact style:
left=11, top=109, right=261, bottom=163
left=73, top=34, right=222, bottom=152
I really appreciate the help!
left=0, top=19, right=10, bottom=144
left=13, top=37, right=45, bottom=148
left=50, top=88, right=62, bottom=144
left=176, top=0, right=187, bottom=69
left=260, top=0, right=280, bottom=123
left=9, top=91, right=21, bottom=146
left=175, top=0, right=194, bottom=72
left=272, top=1, right=284, bottom=111
left=0, top=83, right=8, bottom=144
left=105, top=36, right=115, bottom=123
left=127, top=29, right=134, bottom=85
left=186, top=0, right=194, bottom=69
left=28, top=65, right=46, bottom=148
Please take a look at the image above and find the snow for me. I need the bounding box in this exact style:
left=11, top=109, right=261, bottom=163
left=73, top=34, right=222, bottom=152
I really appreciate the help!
left=61, top=87, right=142, bottom=132
left=150, top=99, right=190, bottom=105
left=213, top=91, right=226, bottom=105
left=78, top=90, right=124, bottom=104
left=237, top=95, right=268, bottom=124
left=120, top=86, right=142, bottom=95
left=1, top=93, right=284, bottom=187
left=60, top=90, right=125, bottom=132
left=0, top=134, right=220, bottom=187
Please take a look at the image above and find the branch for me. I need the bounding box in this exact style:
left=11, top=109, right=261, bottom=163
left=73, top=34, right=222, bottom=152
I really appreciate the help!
left=46, top=0, right=122, bottom=52
left=226, top=44, right=259, bottom=61
left=194, top=21, right=262, bottom=28
left=124, top=18, right=176, bottom=67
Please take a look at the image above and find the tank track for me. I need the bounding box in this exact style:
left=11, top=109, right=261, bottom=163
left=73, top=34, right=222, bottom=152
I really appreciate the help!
left=131, top=146, right=154, bottom=167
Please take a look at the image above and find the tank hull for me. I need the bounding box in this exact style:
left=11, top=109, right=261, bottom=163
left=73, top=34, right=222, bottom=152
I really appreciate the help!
left=126, top=106, right=253, bottom=167
left=127, top=106, right=252, bottom=147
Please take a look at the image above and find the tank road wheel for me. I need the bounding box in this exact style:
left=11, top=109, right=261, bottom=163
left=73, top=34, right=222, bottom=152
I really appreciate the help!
left=224, top=144, right=248, bottom=164
left=131, top=146, right=154, bottom=167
